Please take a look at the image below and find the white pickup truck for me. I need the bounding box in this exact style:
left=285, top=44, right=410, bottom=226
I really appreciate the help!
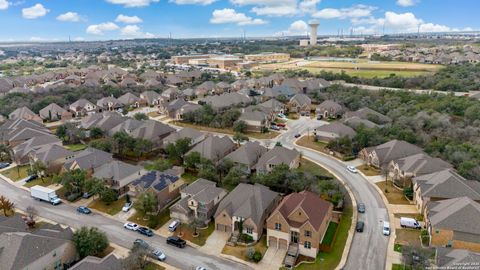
left=31, top=185, right=62, bottom=205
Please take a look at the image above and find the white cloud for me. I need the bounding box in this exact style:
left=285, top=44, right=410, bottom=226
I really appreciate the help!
left=251, top=5, right=297, bottom=16
left=277, top=20, right=308, bottom=36
left=115, top=14, right=143, bottom=24
left=57, top=12, right=80, bottom=22
left=210, top=8, right=267, bottom=25
left=22, top=3, right=49, bottom=19
left=86, top=22, right=119, bottom=35
left=106, top=0, right=159, bottom=8
left=0, top=0, right=9, bottom=10
left=121, top=25, right=156, bottom=38
left=169, top=0, right=217, bottom=5
left=299, top=0, right=320, bottom=13
left=230, top=0, right=318, bottom=17
left=396, top=0, right=417, bottom=7
left=74, top=37, right=85, bottom=41
left=313, top=5, right=375, bottom=19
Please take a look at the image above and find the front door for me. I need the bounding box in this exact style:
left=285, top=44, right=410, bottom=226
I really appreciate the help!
left=290, top=231, right=299, bottom=244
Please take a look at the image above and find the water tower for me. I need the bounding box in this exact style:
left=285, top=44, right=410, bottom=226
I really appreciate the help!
left=309, top=20, right=319, bottom=46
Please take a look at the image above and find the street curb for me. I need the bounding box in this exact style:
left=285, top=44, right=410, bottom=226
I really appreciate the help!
left=219, top=253, right=258, bottom=269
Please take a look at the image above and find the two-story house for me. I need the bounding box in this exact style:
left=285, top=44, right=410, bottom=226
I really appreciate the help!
left=92, top=160, right=146, bottom=196
left=254, top=146, right=300, bottom=174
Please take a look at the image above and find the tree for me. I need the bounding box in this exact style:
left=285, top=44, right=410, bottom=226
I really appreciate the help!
left=54, top=169, right=88, bottom=195
left=122, top=245, right=150, bottom=270
left=149, top=158, right=172, bottom=171
left=57, top=123, right=85, bottom=144
left=233, top=120, right=247, bottom=134
left=133, top=113, right=149, bottom=121
left=134, top=139, right=153, bottom=159
left=28, top=160, right=47, bottom=180
left=165, top=138, right=192, bottom=163
left=0, top=196, right=14, bottom=216
left=233, top=132, right=249, bottom=146
left=73, top=227, right=109, bottom=259
left=224, top=166, right=245, bottom=188
left=184, top=152, right=201, bottom=170
left=89, top=127, right=104, bottom=139
left=25, top=206, right=37, bottom=228
left=0, top=144, right=11, bottom=162
left=99, top=188, right=118, bottom=204
left=134, top=192, right=158, bottom=216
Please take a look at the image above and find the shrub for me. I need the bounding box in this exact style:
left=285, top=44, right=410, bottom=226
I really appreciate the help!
left=252, top=251, right=263, bottom=262
left=147, top=215, right=159, bottom=229
left=404, top=186, right=413, bottom=200
left=240, top=234, right=254, bottom=243
left=66, top=192, right=81, bottom=202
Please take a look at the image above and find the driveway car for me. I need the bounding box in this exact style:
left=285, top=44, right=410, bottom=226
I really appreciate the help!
left=0, top=163, right=10, bottom=169
left=25, top=174, right=38, bottom=183
left=356, top=221, right=364, bottom=232
left=152, top=249, right=166, bottom=261
left=357, top=203, right=365, bottom=213
left=166, top=236, right=186, bottom=248
left=124, top=222, right=139, bottom=231
left=133, top=238, right=149, bottom=249
left=294, top=133, right=301, bottom=138
left=76, top=206, right=91, bottom=214
left=137, top=226, right=154, bottom=237
left=122, top=202, right=133, bottom=212
left=347, top=166, right=358, bottom=173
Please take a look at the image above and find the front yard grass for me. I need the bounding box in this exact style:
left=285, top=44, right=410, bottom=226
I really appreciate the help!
left=64, top=144, right=87, bottom=152
left=297, top=158, right=333, bottom=178
left=127, top=208, right=171, bottom=230
left=376, top=181, right=411, bottom=205
left=296, top=136, right=328, bottom=153
left=174, top=222, right=215, bottom=246
left=245, top=131, right=280, bottom=139
left=145, top=262, right=166, bottom=270
left=222, top=235, right=268, bottom=263
left=392, top=264, right=412, bottom=270
left=321, top=222, right=338, bottom=246
left=23, top=176, right=55, bottom=188
left=89, top=197, right=126, bottom=216
left=395, top=229, right=422, bottom=247
left=356, top=164, right=380, bottom=176
left=181, top=171, right=199, bottom=184
left=1, top=165, right=29, bottom=181
left=295, top=206, right=352, bottom=270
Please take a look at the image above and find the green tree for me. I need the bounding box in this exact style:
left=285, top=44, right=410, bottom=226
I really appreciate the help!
left=27, top=160, right=47, bottom=179
left=0, top=144, right=12, bottom=162
left=73, top=227, right=109, bottom=259
left=233, top=132, right=249, bottom=146
left=100, top=188, right=118, bottom=204
left=184, top=152, right=201, bottom=170
left=53, top=169, right=87, bottom=195
left=148, top=158, right=173, bottom=171
left=233, top=120, right=247, bottom=134
left=89, top=127, right=104, bottom=139
left=0, top=195, right=14, bottom=216
left=134, top=192, right=158, bottom=215
left=165, top=138, right=192, bottom=163
left=133, top=113, right=149, bottom=121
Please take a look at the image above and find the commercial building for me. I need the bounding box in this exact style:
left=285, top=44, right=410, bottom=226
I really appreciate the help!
left=245, top=53, right=290, bottom=63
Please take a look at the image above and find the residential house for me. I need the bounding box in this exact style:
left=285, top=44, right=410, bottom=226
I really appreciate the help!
left=222, top=141, right=267, bottom=174
left=70, top=254, right=124, bottom=270
left=435, top=248, right=480, bottom=269
left=263, top=85, right=296, bottom=100
left=426, top=197, right=480, bottom=252
left=238, top=109, right=270, bottom=132
left=255, top=146, right=301, bottom=174
left=388, top=153, right=453, bottom=187
left=316, top=100, right=344, bottom=119
left=343, top=116, right=379, bottom=130
left=96, top=96, right=123, bottom=112
left=314, top=122, right=356, bottom=142
left=130, top=120, right=175, bottom=148
left=120, top=78, right=137, bottom=88
left=39, top=103, right=71, bottom=122
left=170, top=178, right=227, bottom=224
left=344, top=107, right=392, bottom=124
left=62, top=147, right=113, bottom=174
left=163, top=127, right=205, bottom=147
left=93, top=160, right=146, bottom=195
left=259, top=99, right=286, bottom=116
left=140, top=91, right=162, bottom=106
left=304, top=78, right=330, bottom=94
left=413, top=169, right=480, bottom=214
left=117, top=92, right=142, bottom=108
left=360, top=139, right=424, bottom=169
left=166, top=101, right=201, bottom=120
left=195, top=81, right=216, bottom=97
left=107, top=118, right=143, bottom=137
left=214, top=183, right=280, bottom=241
left=129, top=171, right=185, bottom=209
left=186, top=135, right=236, bottom=163
left=266, top=191, right=333, bottom=259
left=11, top=134, right=61, bottom=165
left=200, top=92, right=251, bottom=111
left=0, top=119, right=50, bottom=146
left=288, top=94, right=312, bottom=113
left=29, top=144, right=74, bottom=174
left=69, top=99, right=97, bottom=117
left=8, top=106, right=42, bottom=123
left=161, top=88, right=182, bottom=102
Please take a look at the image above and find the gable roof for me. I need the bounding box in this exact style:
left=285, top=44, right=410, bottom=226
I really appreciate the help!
left=215, top=183, right=279, bottom=227
left=163, top=127, right=204, bottom=145
left=289, top=94, right=311, bottom=107
left=186, top=135, right=235, bottom=162
left=255, top=146, right=300, bottom=171
left=392, top=153, right=452, bottom=176
left=64, top=147, right=113, bottom=171
left=131, top=170, right=180, bottom=192
left=39, top=103, right=68, bottom=120
left=93, top=160, right=144, bottom=188
left=181, top=178, right=226, bottom=204
left=31, top=144, right=73, bottom=164
left=223, top=141, right=267, bottom=167
left=370, top=139, right=424, bottom=167
left=344, top=107, right=392, bottom=124
left=117, top=92, right=140, bottom=105
left=70, top=254, right=124, bottom=270
left=272, top=190, right=332, bottom=231
left=428, top=197, right=480, bottom=235
left=130, top=120, right=175, bottom=143
left=8, top=107, right=40, bottom=122
left=315, top=122, right=357, bottom=138
left=414, top=169, right=480, bottom=200
left=436, top=248, right=480, bottom=268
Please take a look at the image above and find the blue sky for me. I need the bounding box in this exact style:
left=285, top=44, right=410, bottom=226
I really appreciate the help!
left=0, top=0, right=477, bottom=41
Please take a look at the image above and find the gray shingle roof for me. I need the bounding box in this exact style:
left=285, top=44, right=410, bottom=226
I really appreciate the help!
left=39, top=103, right=67, bottom=120
left=428, top=197, right=480, bottom=236
left=315, top=122, right=357, bottom=138
left=32, top=144, right=74, bottom=164
left=69, top=254, right=124, bottom=270
left=370, top=139, right=424, bottom=167
left=436, top=248, right=480, bottom=268
left=186, top=135, right=235, bottom=162
left=392, top=153, right=452, bottom=176
left=131, top=171, right=179, bottom=192
left=223, top=141, right=267, bottom=167
left=344, top=107, right=392, bottom=124
left=93, top=160, right=144, bottom=188
left=163, top=127, right=204, bottom=146
left=130, top=120, right=175, bottom=144
left=254, top=146, right=300, bottom=171
left=414, top=169, right=480, bottom=200
left=64, top=147, right=113, bottom=170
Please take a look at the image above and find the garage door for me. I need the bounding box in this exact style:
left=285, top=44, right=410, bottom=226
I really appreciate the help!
left=279, top=239, right=288, bottom=250
left=268, top=236, right=278, bottom=248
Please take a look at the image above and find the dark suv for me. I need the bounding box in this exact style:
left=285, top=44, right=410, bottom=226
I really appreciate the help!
left=137, top=226, right=154, bottom=237
left=166, top=236, right=186, bottom=248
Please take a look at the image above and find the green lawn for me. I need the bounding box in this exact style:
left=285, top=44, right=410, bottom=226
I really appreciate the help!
left=88, top=197, right=126, bottom=216
left=376, top=182, right=411, bottom=205
left=392, top=264, right=413, bottom=270
left=64, top=144, right=87, bottom=152
left=127, top=208, right=171, bottom=230
left=295, top=207, right=353, bottom=270
left=297, top=158, right=333, bottom=178
left=321, top=222, right=338, bottom=246
left=174, top=222, right=215, bottom=246
left=1, top=165, right=30, bottom=181
left=394, top=243, right=403, bottom=252
left=23, top=176, right=55, bottom=188
left=222, top=235, right=268, bottom=263
left=144, top=262, right=165, bottom=270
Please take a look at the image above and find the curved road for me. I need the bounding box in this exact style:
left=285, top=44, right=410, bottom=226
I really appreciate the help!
left=277, top=117, right=389, bottom=270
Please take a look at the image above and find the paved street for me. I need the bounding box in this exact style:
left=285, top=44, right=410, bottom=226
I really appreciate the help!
left=0, top=176, right=251, bottom=270
left=275, top=117, right=389, bottom=270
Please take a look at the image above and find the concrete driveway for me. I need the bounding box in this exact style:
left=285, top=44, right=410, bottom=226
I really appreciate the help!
left=199, top=230, right=229, bottom=256
left=258, top=247, right=286, bottom=270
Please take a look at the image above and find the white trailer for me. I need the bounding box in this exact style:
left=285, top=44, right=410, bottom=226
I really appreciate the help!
left=31, top=185, right=61, bottom=205
left=400, top=217, right=421, bottom=229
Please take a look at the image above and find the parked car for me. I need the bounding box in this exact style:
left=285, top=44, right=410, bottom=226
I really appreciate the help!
left=356, top=221, right=364, bottom=232
left=152, top=249, right=166, bottom=261
left=382, top=221, right=391, bottom=236
left=195, top=267, right=207, bottom=270
left=137, top=226, right=154, bottom=237
left=357, top=203, right=365, bottom=213
left=166, top=236, right=186, bottom=248
left=168, top=220, right=180, bottom=232
left=0, top=162, right=10, bottom=169
left=76, top=206, right=91, bottom=214
left=124, top=222, right=139, bottom=231
left=133, top=238, right=149, bottom=249
left=122, top=202, right=133, bottom=212
left=294, top=133, right=301, bottom=138
left=347, top=166, right=358, bottom=173
left=82, top=192, right=94, bottom=199
left=400, top=217, right=422, bottom=229
left=25, top=174, right=38, bottom=183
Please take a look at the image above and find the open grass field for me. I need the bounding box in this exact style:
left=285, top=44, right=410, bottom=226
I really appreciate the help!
left=255, top=58, right=442, bottom=78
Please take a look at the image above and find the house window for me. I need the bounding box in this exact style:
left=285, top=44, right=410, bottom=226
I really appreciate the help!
left=275, top=223, right=281, bottom=230
left=246, top=227, right=253, bottom=234
left=304, top=230, right=311, bottom=237
left=304, top=241, right=311, bottom=249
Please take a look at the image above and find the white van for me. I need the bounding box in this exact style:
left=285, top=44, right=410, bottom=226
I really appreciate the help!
left=400, top=217, right=422, bottom=229
left=168, top=220, right=180, bottom=232
left=383, top=221, right=391, bottom=236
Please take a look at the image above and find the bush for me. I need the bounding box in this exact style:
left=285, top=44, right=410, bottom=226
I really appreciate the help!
left=404, top=186, right=413, bottom=200
left=252, top=251, right=263, bottom=262
left=342, top=155, right=356, bottom=161
left=66, top=192, right=81, bottom=202
left=147, top=215, right=159, bottom=229
left=240, top=233, right=254, bottom=243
